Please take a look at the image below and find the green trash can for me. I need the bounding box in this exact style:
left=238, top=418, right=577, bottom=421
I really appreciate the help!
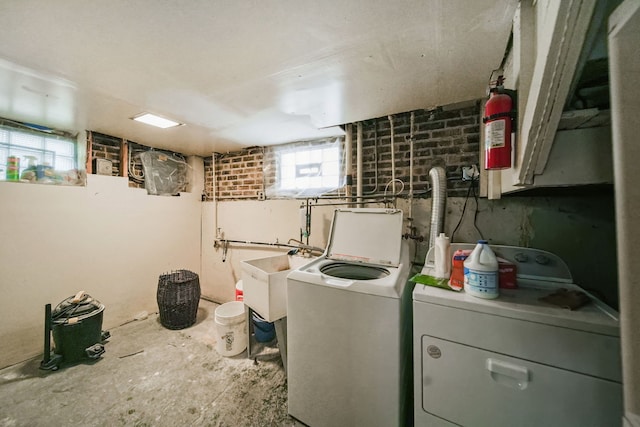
left=51, top=292, right=106, bottom=363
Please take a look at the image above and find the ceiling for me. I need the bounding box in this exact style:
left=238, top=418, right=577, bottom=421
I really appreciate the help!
left=0, top=1, right=517, bottom=156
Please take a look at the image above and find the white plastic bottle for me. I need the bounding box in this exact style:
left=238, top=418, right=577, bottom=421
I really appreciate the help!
left=434, top=233, right=451, bottom=279
left=464, top=240, right=499, bottom=299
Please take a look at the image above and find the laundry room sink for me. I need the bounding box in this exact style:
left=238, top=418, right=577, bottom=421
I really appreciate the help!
left=241, top=254, right=314, bottom=322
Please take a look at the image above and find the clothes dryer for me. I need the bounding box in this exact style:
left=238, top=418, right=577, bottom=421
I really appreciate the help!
left=413, top=244, right=622, bottom=427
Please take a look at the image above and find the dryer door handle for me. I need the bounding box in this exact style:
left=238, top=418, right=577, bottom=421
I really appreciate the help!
left=486, top=358, right=529, bottom=390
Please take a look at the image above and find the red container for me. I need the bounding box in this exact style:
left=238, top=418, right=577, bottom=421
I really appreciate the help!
left=449, top=249, right=472, bottom=291
left=484, top=91, right=513, bottom=170
left=497, top=258, right=517, bottom=289
left=235, top=280, right=244, bottom=301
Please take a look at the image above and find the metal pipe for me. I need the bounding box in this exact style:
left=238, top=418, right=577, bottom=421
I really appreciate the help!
left=345, top=124, right=353, bottom=205
left=293, top=193, right=405, bottom=201
left=388, top=115, right=396, bottom=194
left=212, top=152, right=219, bottom=240
left=408, top=112, right=415, bottom=222
left=428, top=166, right=447, bottom=250
left=364, top=119, right=379, bottom=195
left=42, top=304, right=51, bottom=364
left=306, top=201, right=311, bottom=245
left=356, top=122, right=363, bottom=207
left=409, top=112, right=415, bottom=199
left=216, top=238, right=324, bottom=254
left=303, top=199, right=391, bottom=207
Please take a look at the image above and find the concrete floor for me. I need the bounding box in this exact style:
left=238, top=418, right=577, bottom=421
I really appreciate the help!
left=0, top=300, right=299, bottom=427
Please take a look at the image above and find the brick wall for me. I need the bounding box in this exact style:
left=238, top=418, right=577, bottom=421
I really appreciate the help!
left=203, top=100, right=481, bottom=200
left=203, top=147, right=264, bottom=201
left=349, top=102, right=481, bottom=198
left=88, top=130, right=185, bottom=190
left=89, top=131, right=122, bottom=177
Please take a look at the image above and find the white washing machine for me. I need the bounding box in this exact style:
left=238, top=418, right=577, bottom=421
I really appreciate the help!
left=413, top=244, right=622, bottom=427
left=287, top=208, right=414, bottom=427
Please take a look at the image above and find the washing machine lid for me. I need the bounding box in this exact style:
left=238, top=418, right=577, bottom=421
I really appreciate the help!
left=326, top=208, right=403, bottom=267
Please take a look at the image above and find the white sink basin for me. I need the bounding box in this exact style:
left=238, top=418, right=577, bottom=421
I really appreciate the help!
left=241, top=254, right=314, bottom=322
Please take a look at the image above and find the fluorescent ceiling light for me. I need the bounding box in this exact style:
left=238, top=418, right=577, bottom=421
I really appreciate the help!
left=132, top=113, right=182, bottom=129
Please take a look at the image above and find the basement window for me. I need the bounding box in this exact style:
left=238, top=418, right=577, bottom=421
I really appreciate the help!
left=0, top=120, right=82, bottom=185
left=266, top=138, right=343, bottom=198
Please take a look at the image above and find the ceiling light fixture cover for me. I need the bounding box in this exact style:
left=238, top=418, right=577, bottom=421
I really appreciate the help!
left=132, top=113, right=182, bottom=129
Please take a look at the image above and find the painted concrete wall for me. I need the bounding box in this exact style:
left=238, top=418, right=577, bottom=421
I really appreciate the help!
left=0, top=174, right=202, bottom=368
left=201, top=194, right=617, bottom=309
left=200, top=200, right=337, bottom=303
left=0, top=170, right=616, bottom=369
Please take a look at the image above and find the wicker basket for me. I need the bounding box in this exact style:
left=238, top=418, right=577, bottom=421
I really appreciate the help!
left=157, top=270, right=201, bottom=330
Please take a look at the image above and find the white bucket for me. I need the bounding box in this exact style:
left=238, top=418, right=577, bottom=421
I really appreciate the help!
left=214, top=301, right=247, bottom=357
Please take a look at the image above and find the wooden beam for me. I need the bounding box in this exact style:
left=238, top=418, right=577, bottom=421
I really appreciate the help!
left=86, top=131, right=93, bottom=174
left=120, top=138, right=129, bottom=178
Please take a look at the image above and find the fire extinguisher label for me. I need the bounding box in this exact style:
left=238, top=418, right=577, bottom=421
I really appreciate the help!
left=485, top=120, right=506, bottom=149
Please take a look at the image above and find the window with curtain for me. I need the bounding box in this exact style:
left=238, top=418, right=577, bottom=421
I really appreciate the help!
left=265, top=137, right=344, bottom=198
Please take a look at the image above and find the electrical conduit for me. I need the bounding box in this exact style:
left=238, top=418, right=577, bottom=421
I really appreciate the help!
left=345, top=124, right=353, bottom=205
left=213, top=152, right=218, bottom=239
left=357, top=122, right=363, bottom=207
left=408, top=112, right=415, bottom=221
left=388, top=115, right=396, bottom=194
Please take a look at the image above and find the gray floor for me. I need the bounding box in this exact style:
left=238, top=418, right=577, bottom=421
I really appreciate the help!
left=0, top=300, right=299, bottom=427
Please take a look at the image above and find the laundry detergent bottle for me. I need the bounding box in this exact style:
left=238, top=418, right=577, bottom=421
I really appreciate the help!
left=464, top=240, right=499, bottom=299
left=434, top=233, right=451, bottom=279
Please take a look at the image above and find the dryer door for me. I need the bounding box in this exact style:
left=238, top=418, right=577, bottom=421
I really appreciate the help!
left=419, top=336, right=622, bottom=427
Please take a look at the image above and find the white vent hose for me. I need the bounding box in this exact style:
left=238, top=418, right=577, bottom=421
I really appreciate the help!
left=428, top=166, right=447, bottom=250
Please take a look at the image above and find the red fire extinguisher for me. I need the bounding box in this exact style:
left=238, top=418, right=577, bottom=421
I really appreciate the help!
left=483, top=77, right=514, bottom=170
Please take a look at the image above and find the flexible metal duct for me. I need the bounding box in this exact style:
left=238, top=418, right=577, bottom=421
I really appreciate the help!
left=428, top=166, right=447, bottom=249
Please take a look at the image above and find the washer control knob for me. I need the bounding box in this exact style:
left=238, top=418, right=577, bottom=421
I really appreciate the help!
left=535, top=254, right=550, bottom=265
left=514, top=252, right=529, bottom=263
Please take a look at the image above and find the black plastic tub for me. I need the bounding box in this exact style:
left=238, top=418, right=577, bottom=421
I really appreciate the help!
left=51, top=294, right=106, bottom=363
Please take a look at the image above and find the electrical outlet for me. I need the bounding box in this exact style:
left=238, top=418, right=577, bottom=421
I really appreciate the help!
left=462, top=165, right=479, bottom=181
left=257, top=191, right=266, bottom=201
